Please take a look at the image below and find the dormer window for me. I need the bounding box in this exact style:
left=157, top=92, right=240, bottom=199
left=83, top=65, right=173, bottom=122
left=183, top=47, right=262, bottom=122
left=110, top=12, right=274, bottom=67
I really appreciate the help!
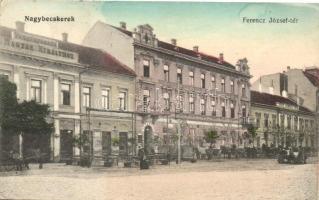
left=144, top=34, right=149, bottom=43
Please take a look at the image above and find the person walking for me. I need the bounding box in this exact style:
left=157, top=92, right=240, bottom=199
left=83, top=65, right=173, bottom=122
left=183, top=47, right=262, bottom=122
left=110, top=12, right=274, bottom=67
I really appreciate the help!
left=35, top=148, right=43, bottom=169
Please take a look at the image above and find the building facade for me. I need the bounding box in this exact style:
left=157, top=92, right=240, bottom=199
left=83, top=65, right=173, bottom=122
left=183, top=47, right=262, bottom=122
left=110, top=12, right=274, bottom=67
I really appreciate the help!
left=83, top=21, right=252, bottom=151
left=252, top=67, right=319, bottom=150
left=0, top=22, right=136, bottom=163
left=251, top=91, right=316, bottom=148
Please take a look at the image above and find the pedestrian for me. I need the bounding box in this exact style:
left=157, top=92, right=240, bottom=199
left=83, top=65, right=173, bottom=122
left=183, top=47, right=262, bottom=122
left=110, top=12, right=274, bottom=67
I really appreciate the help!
left=35, top=148, right=43, bottom=169
left=12, top=150, right=22, bottom=171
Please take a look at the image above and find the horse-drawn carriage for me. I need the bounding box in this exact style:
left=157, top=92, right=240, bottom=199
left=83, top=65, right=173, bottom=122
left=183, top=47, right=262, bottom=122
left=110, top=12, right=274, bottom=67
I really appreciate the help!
left=277, top=148, right=307, bottom=164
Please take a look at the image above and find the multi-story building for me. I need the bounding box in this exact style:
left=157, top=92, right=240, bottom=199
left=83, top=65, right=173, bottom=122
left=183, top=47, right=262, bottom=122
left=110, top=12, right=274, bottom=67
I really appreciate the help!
left=83, top=21, right=252, bottom=151
left=251, top=91, right=315, bottom=148
left=0, top=22, right=136, bottom=163
left=252, top=67, right=319, bottom=150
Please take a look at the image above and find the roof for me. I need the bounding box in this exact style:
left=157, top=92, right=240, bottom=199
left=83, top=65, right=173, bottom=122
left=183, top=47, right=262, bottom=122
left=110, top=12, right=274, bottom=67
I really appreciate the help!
left=304, top=70, right=319, bottom=87
left=0, top=26, right=136, bottom=77
left=58, top=42, right=136, bottom=76
left=113, top=26, right=236, bottom=70
left=251, top=91, right=313, bottom=114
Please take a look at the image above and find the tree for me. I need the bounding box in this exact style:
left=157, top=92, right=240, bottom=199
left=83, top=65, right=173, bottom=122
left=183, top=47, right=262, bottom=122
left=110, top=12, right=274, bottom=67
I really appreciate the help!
left=0, top=77, right=54, bottom=158
left=0, top=77, right=19, bottom=162
left=0, top=77, right=19, bottom=136
left=247, top=124, right=258, bottom=147
left=16, top=100, right=54, bottom=136
left=204, top=130, right=219, bottom=148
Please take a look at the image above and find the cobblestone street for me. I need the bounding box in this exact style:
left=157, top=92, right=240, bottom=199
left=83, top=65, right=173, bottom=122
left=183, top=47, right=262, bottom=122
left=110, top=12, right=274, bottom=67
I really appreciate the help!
left=0, top=159, right=318, bottom=200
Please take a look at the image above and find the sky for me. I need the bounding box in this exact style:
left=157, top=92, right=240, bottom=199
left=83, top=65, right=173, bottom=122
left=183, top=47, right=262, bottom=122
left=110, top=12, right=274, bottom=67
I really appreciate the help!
left=0, top=1, right=318, bottom=82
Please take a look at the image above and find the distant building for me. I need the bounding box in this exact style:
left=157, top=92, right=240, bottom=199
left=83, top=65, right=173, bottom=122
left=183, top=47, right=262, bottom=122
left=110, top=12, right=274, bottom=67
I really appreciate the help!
left=250, top=91, right=316, bottom=148
left=0, top=22, right=136, bottom=163
left=83, top=21, right=252, bottom=150
left=251, top=66, right=319, bottom=150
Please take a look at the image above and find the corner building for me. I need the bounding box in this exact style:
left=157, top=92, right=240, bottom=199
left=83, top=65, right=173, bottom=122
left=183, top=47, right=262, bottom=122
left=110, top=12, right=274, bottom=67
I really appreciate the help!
left=83, top=22, right=252, bottom=151
left=0, top=22, right=136, bottom=163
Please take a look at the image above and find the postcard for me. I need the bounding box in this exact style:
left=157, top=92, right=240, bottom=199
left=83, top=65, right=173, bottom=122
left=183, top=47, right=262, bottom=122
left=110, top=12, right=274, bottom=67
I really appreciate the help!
left=0, top=1, right=318, bottom=200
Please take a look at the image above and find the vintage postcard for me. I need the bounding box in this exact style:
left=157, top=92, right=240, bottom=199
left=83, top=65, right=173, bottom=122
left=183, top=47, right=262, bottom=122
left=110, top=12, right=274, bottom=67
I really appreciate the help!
left=0, top=1, right=318, bottom=200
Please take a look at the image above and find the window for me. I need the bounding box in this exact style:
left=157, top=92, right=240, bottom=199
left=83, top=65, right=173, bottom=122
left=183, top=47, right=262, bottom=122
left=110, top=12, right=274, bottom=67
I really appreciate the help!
left=31, top=79, right=42, bottom=103
left=280, top=114, right=285, bottom=128
left=143, top=60, right=150, bottom=77
left=61, top=83, right=71, bottom=105
left=177, top=94, right=184, bottom=113
left=294, top=116, right=298, bottom=130
left=305, top=120, right=309, bottom=130
left=221, top=100, right=226, bottom=117
left=201, top=73, right=205, bottom=88
left=101, top=89, right=110, bottom=109
left=272, top=115, right=277, bottom=129
left=137, top=134, right=143, bottom=144
left=230, top=80, right=234, bottom=93
left=299, top=119, right=304, bottom=131
left=287, top=115, right=291, bottom=130
left=242, top=83, right=246, bottom=97
left=211, top=75, right=216, bottom=90
left=163, top=65, right=169, bottom=81
left=264, top=114, right=269, bottom=128
left=200, top=98, right=206, bottom=115
left=211, top=97, right=216, bottom=116
left=163, top=92, right=170, bottom=111
left=221, top=78, right=225, bottom=92
left=143, top=89, right=150, bottom=112
left=189, top=93, right=195, bottom=113
left=189, top=71, right=194, bottom=86
left=230, top=101, right=235, bottom=118
left=177, top=68, right=182, bottom=84
left=83, top=87, right=91, bottom=107
left=310, top=120, right=314, bottom=130
left=119, top=91, right=127, bottom=110
left=256, top=113, right=261, bottom=128
left=242, top=105, right=246, bottom=117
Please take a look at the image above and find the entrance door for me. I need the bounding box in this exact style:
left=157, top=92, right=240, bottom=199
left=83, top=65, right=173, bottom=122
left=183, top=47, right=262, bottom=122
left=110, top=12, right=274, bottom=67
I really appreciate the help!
left=119, top=132, right=128, bottom=156
left=60, top=130, right=73, bottom=162
left=102, top=131, right=112, bottom=156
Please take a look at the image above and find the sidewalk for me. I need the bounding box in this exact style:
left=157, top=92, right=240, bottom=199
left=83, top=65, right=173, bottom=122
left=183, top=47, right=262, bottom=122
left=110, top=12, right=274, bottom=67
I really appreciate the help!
left=1, top=157, right=317, bottom=178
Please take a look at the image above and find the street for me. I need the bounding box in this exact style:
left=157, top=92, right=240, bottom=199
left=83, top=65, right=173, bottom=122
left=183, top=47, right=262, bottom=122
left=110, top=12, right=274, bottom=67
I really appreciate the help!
left=0, top=159, right=318, bottom=200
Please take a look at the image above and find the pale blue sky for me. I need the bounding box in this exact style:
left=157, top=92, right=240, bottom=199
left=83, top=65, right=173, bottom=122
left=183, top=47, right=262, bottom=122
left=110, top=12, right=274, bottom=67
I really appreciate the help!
left=0, top=1, right=318, bottom=81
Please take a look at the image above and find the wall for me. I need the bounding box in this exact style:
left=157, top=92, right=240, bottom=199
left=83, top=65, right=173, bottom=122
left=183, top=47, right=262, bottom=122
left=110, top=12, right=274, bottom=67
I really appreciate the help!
left=82, top=21, right=135, bottom=70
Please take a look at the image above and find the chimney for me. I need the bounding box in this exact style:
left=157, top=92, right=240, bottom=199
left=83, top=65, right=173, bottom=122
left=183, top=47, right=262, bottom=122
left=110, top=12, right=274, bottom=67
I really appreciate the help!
left=219, top=53, right=224, bottom=63
left=282, top=90, right=288, bottom=98
left=120, top=22, right=126, bottom=30
left=15, top=21, right=25, bottom=32
left=269, top=79, right=274, bottom=95
left=193, top=46, right=199, bottom=52
left=258, top=78, right=262, bottom=93
left=62, top=33, right=68, bottom=42
left=171, top=38, right=177, bottom=46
